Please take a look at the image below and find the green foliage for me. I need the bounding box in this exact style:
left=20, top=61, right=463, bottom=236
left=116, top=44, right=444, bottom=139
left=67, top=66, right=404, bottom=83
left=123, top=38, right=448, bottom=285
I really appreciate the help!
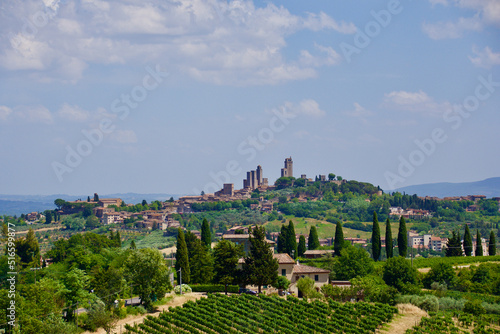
left=296, top=276, right=322, bottom=299
left=490, top=231, right=496, bottom=256
left=334, top=221, right=344, bottom=257
left=85, top=298, right=118, bottom=333
left=286, top=220, right=297, bottom=258
left=385, top=218, right=393, bottom=259
left=173, top=284, right=192, bottom=294
left=397, top=216, right=407, bottom=257
left=382, top=256, right=418, bottom=292
left=331, top=246, right=374, bottom=280
left=126, top=248, right=172, bottom=310
left=372, top=212, right=381, bottom=261
left=175, top=228, right=190, bottom=285
left=213, top=239, right=244, bottom=286
left=190, top=285, right=239, bottom=293
left=423, top=261, right=457, bottom=289
left=464, top=224, right=473, bottom=256
left=464, top=299, right=485, bottom=316
left=243, top=226, right=279, bottom=293
left=308, top=225, right=320, bottom=250
left=274, top=276, right=291, bottom=290
left=185, top=231, right=213, bottom=284
left=476, top=230, right=483, bottom=256
left=445, top=230, right=463, bottom=257
left=274, top=176, right=296, bottom=189
left=201, top=218, right=211, bottom=250
left=62, top=267, right=91, bottom=321
left=14, top=228, right=40, bottom=267
left=297, top=235, right=306, bottom=257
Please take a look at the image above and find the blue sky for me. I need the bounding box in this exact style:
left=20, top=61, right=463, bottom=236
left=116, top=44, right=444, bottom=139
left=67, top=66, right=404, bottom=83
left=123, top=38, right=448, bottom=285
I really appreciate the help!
left=0, top=0, right=499, bottom=196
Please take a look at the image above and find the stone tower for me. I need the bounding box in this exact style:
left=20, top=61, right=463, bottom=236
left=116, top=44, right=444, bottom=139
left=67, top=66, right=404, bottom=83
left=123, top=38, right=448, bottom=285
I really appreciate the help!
left=281, top=157, right=293, bottom=177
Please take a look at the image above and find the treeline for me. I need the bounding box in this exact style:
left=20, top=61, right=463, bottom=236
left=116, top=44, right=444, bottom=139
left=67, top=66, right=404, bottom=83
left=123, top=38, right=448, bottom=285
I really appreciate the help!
left=190, top=199, right=259, bottom=212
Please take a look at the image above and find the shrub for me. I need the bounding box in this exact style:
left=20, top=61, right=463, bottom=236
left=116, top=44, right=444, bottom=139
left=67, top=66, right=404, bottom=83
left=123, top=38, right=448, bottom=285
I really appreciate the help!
left=464, top=299, right=485, bottom=316
left=174, top=284, right=192, bottom=294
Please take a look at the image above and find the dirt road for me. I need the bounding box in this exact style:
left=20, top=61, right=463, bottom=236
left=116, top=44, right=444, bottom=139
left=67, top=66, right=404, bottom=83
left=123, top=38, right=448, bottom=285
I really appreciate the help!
left=379, top=304, right=428, bottom=334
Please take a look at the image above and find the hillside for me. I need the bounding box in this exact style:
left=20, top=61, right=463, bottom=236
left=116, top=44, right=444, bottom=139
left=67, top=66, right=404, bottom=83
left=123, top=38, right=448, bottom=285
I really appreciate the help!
left=393, top=177, right=500, bottom=198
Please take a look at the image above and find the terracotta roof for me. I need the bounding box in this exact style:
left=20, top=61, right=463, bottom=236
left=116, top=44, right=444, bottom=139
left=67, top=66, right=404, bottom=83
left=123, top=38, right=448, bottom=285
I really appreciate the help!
left=273, top=253, right=295, bottom=264
left=303, top=250, right=334, bottom=255
left=223, top=234, right=250, bottom=239
left=292, top=264, right=330, bottom=274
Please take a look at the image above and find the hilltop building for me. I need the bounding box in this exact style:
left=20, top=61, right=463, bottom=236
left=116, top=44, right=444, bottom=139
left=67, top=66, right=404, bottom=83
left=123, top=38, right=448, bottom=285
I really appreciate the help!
left=281, top=157, right=293, bottom=177
left=243, top=165, right=268, bottom=190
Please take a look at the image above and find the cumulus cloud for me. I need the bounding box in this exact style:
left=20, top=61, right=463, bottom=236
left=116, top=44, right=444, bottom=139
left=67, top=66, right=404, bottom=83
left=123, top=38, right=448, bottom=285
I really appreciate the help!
left=0, top=106, right=13, bottom=121
left=384, top=90, right=452, bottom=116
left=110, top=130, right=138, bottom=144
left=275, top=99, right=326, bottom=118
left=14, top=105, right=53, bottom=124
left=0, top=0, right=352, bottom=85
left=58, top=103, right=89, bottom=122
left=344, top=103, right=373, bottom=123
left=422, top=15, right=482, bottom=39
left=469, top=46, right=500, bottom=68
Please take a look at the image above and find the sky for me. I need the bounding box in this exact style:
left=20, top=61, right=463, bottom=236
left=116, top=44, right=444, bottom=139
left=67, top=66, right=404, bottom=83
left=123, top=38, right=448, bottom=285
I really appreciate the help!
left=0, top=0, right=499, bottom=196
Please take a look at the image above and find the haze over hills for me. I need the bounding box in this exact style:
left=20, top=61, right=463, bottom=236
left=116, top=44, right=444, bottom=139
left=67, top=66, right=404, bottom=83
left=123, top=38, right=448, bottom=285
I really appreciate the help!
left=0, top=193, right=180, bottom=216
left=393, top=177, right=500, bottom=198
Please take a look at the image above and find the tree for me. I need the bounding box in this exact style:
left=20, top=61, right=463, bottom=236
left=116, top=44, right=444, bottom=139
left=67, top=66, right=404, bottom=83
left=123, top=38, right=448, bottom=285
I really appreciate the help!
left=142, top=199, right=148, bottom=206
left=489, top=231, right=496, bottom=256
left=334, top=221, right=344, bottom=257
left=201, top=218, right=211, bottom=250
left=94, top=193, right=99, bottom=202
left=82, top=206, right=92, bottom=218
left=382, top=256, right=418, bottom=292
left=445, top=230, right=463, bottom=257
left=86, top=299, right=118, bottom=334
left=129, top=240, right=136, bottom=250
left=475, top=230, right=483, bottom=256
left=372, top=212, right=381, bottom=261
left=86, top=215, right=99, bottom=229
left=185, top=231, right=213, bottom=284
left=308, top=226, right=320, bottom=250
left=337, top=176, right=343, bottom=181
left=62, top=268, right=90, bottom=321
left=298, top=235, right=306, bottom=257
left=422, top=261, right=456, bottom=289
left=213, top=239, right=244, bottom=294
left=92, top=266, right=124, bottom=309
left=328, top=173, right=336, bottom=181
left=464, top=224, right=473, bottom=256
left=54, top=198, right=66, bottom=209
left=333, top=246, right=374, bottom=280
left=273, top=276, right=291, bottom=291
left=243, top=226, right=279, bottom=293
left=45, top=210, right=53, bottom=224
left=175, top=228, right=190, bottom=285
left=398, top=216, right=407, bottom=257
left=286, top=220, right=297, bottom=258
left=277, top=225, right=287, bottom=253
left=385, top=218, right=393, bottom=259
left=125, top=248, right=171, bottom=311
left=87, top=196, right=91, bottom=202
left=296, top=277, right=319, bottom=299
left=15, top=228, right=40, bottom=267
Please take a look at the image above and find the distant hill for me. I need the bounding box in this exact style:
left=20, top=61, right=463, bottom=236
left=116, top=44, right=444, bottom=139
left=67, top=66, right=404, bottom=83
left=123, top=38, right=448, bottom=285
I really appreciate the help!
left=0, top=193, right=181, bottom=216
left=393, top=177, right=500, bottom=198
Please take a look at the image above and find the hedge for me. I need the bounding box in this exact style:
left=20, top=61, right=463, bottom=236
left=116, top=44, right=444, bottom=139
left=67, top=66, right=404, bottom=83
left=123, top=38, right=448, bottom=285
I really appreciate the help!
left=190, top=285, right=239, bottom=293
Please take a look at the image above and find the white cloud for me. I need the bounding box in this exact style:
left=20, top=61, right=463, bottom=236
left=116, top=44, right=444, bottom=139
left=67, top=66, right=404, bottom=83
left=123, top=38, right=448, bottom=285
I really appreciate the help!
left=0, top=0, right=352, bottom=85
left=469, top=46, right=500, bottom=68
left=429, top=0, right=449, bottom=6
left=278, top=99, right=326, bottom=118
left=454, top=0, right=500, bottom=26
left=58, top=103, right=89, bottom=122
left=384, top=90, right=452, bottom=116
left=110, top=130, right=138, bottom=144
left=422, top=15, right=482, bottom=39
left=344, top=103, right=373, bottom=123
left=14, top=105, right=53, bottom=124
left=0, top=106, right=13, bottom=121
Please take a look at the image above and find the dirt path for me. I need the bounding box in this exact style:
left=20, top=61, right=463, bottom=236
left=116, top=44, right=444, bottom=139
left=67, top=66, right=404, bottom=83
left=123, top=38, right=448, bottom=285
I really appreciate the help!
left=17, top=226, right=62, bottom=233
left=82, top=292, right=205, bottom=334
left=379, top=304, right=428, bottom=334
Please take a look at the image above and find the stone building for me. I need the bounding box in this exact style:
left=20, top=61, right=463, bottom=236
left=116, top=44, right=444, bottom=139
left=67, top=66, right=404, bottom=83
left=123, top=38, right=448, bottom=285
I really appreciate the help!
left=281, top=157, right=293, bottom=177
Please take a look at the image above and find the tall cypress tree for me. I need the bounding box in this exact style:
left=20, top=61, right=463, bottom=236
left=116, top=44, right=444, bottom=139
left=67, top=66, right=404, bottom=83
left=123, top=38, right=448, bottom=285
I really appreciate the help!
left=463, top=224, right=472, bottom=256
left=372, top=212, right=381, bottom=261
left=286, top=220, right=297, bottom=259
left=489, top=231, right=496, bottom=256
left=334, top=221, right=345, bottom=257
left=475, top=230, right=483, bottom=256
left=445, top=230, right=463, bottom=257
left=201, top=218, right=211, bottom=250
left=298, top=235, right=306, bottom=257
left=277, top=225, right=287, bottom=253
left=175, top=228, right=190, bottom=284
left=308, top=226, right=320, bottom=250
left=385, top=218, right=393, bottom=259
left=398, top=216, right=407, bottom=257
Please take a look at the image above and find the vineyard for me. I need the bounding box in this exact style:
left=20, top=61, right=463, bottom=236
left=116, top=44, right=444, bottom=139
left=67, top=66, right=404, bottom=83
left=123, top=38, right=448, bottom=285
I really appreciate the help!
left=406, top=312, right=500, bottom=334
left=124, top=294, right=398, bottom=334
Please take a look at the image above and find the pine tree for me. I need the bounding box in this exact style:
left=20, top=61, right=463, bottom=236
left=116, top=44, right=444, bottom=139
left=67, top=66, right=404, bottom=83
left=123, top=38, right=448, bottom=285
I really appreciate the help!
left=489, top=231, right=496, bottom=256
left=286, top=220, right=297, bottom=258
left=277, top=225, right=287, bottom=253
left=385, top=218, right=393, bottom=259
left=243, top=226, right=279, bottom=293
left=334, top=221, right=344, bottom=257
left=475, top=230, right=483, bottom=256
left=175, top=228, right=190, bottom=284
left=445, top=230, right=463, bottom=257
left=201, top=218, right=211, bottom=250
left=308, top=226, right=320, bottom=250
left=398, top=216, right=407, bottom=257
left=372, top=212, right=381, bottom=261
left=463, top=224, right=472, bottom=256
left=185, top=231, right=213, bottom=284
left=298, top=235, right=306, bottom=257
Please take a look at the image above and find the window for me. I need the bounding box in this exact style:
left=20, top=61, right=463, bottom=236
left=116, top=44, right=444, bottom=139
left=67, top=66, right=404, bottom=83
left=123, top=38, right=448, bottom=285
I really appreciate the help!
left=314, top=275, right=319, bottom=282
left=282, top=269, right=286, bottom=276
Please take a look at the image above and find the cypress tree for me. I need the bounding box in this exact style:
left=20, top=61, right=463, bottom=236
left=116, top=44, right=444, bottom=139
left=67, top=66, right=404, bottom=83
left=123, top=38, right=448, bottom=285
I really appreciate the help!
left=286, top=220, right=297, bottom=259
left=385, top=218, right=393, bottom=259
left=398, top=216, right=407, bottom=257
left=463, top=224, right=472, bottom=256
left=130, top=240, right=137, bottom=250
left=334, top=221, right=344, bottom=257
left=445, top=230, right=463, bottom=257
left=298, top=235, right=306, bottom=257
left=475, top=230, right=483, bottom=256
left=308, top=226, right=320, bottom=250
left=201, top=218, right=211, bottom=250
left=115, top=231, right=121, bottom=248
left=175, top=228, right=190, bottom=284
left=489, top=231, right=496, bottom=256
left=372, top=212, right=381, bottom=261
left=277, top=225, right=287, bottom=253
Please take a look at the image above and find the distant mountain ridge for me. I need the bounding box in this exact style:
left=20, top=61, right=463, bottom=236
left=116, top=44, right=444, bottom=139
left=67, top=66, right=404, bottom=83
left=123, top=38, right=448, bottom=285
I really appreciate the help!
left=393, top=177, right=500, bottom=198
left=0, top=193, right=181, bottom=216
